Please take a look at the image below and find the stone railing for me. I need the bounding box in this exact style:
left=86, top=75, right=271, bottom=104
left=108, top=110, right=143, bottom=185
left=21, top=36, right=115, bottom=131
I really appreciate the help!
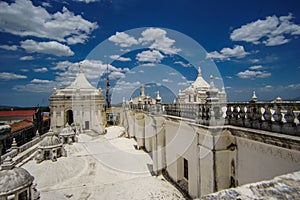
left=129, top=102, right=300, bottom=135
left=1, top=133, right=50, bottom=164
left=225, top=102, right=300, bottom=135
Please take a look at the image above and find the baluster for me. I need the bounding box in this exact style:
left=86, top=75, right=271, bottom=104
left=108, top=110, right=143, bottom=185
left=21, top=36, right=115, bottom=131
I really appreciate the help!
left=272, top=105, right=282, bottom=133
left=239, top=105, right=246, bottom=127
left=231, top=105, right=239, bottom=125
left=225, top=105, right=232, bottom=125
left=206, top=105, right=211, bottom=126
left=252, top=104, right=262, bottom=129
left=244, top=105, right=251, bottom=128
left=203, top=105, right=209, bottom=125
left=283, top=106, right=296, bottom=134
left=297, top=112, right=300, bottom=135
left=262, top=104, right=272, bottom=131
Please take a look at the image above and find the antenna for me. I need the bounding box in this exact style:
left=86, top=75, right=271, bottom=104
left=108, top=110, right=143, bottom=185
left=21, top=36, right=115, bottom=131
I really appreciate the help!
left=105, top=64, right=111, bottom=109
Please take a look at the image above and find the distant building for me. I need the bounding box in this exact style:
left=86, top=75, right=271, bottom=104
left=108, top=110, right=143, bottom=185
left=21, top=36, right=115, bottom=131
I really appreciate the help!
left=0, top=125, right=10, bottom=156
left=178, top=67, right=226, bottom=104
left=49, top=63, right=105, bottom=134
left=0, top=110, right=36, bottom=125
left=0, top=111, right=50, bottom=156
left=130, top=86, right=157, bottom=105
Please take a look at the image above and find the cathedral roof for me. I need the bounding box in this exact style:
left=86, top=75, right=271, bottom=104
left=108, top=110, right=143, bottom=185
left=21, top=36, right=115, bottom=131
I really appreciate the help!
left=50, top=62, right=104, bottom=98
left=66, top=63, right=95, bottom=90
left=183, top=67, right=209, bottom=92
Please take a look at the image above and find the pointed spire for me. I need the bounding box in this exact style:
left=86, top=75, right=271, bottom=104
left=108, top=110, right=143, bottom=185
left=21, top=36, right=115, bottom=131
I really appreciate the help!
left=173, top=98, right=177, bottom=104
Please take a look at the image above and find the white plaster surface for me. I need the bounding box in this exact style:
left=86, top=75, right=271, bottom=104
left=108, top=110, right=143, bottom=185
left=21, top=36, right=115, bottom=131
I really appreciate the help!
left=23, top=126, right=184, bottom=200
left=200, top=171, right=300, bottom=200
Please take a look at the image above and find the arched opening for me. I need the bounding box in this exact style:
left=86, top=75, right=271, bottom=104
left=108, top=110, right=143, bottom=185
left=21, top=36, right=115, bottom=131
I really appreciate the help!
left=66, top=110, right=74, bottom=125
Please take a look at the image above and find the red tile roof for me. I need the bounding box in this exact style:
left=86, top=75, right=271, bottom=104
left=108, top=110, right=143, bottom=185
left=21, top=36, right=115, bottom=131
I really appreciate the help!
left=43, top=116, right=50, bottom=121
left=0, top=110, right=35, bottom=117
left=10, top=120, right=34, bottom=132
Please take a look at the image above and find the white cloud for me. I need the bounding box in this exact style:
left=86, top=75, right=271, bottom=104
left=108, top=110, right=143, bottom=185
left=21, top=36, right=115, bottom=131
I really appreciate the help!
left=72, top=0, right=100, bottom=3
left=53, top=60, right=128, bottom=88
left=264, top=85, right=273, bottom=89
left=41, top=2, right=51, bottom=7
left=13, top=83, right=55, bottom=93
left=20, top=69, right=29, bottom=72
left=205, top=51, right=227, bottom=60
left=136, top=50, right=164, bottom=63
left=109, top=32, right=138, bottom=48
left=20, top=56, right=34, bottom=61
left=113, top=81, right=141, bottom=91
left=230, top=13, right=300, bottom=46
left=139, top=63, right=156, bottom=67
left=51, top=61, right=73, bottom=71
left=174, top=61, right=192, bottom=67
left=287, top=84, right=300, bottom=89
left=236, top=70, right=271, bottom=79
left=139, top=28, right=181, bottom=54
left=21, top=40, right=74, bottom=57
left=0, top=0, right=98, bottom=44
left=33, top=67, right=48, bottom=73
left=249, top=65, right=263, bottom=70
left=0, top=45, right=18, bottom=51
left=249, top=59, right=260, bottom=63
left=0, top=72, right=27, bottom=80
left=31, top=79, right=52, bottom=83
left=178, top=82, right=189, bottom=86
left=263, top=35, right=289, bottom=46
left=169, top=72, right=178, bottom=76
left=206, top=45, right=249, bottom=61
left=109, top=55, right=131, bottom=61
left=109, top=71, right=125, bottom=80
left=12, top=60, right=118, bottom=93
left=138, top=70, right=144, bottom=73
left=162, top=78, right=173, bottom=83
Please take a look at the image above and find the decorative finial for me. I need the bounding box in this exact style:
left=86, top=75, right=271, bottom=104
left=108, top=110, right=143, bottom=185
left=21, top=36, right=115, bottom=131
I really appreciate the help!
left=209, top=75, right=215, bottom=88
left=1, top=156, right=15, bottom=170
left=156, top=91, right=161, bottom=100
left=79, top=62, right=83, bottom=73
left=252, top=91, right=257, bottom=102
left=11, top=138, right=18, bottom=149
left=141, top=85, right=145, bottom=96
left=198, top=67, right=202, bottom=77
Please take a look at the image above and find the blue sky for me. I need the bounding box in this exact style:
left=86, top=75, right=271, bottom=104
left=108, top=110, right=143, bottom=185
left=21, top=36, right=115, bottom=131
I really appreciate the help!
left=0, top=0, right=300, bottom=106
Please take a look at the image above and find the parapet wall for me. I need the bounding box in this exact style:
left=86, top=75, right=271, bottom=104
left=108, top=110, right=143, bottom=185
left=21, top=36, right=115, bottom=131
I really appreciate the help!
left=123, top=107, right=300, bottom=198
